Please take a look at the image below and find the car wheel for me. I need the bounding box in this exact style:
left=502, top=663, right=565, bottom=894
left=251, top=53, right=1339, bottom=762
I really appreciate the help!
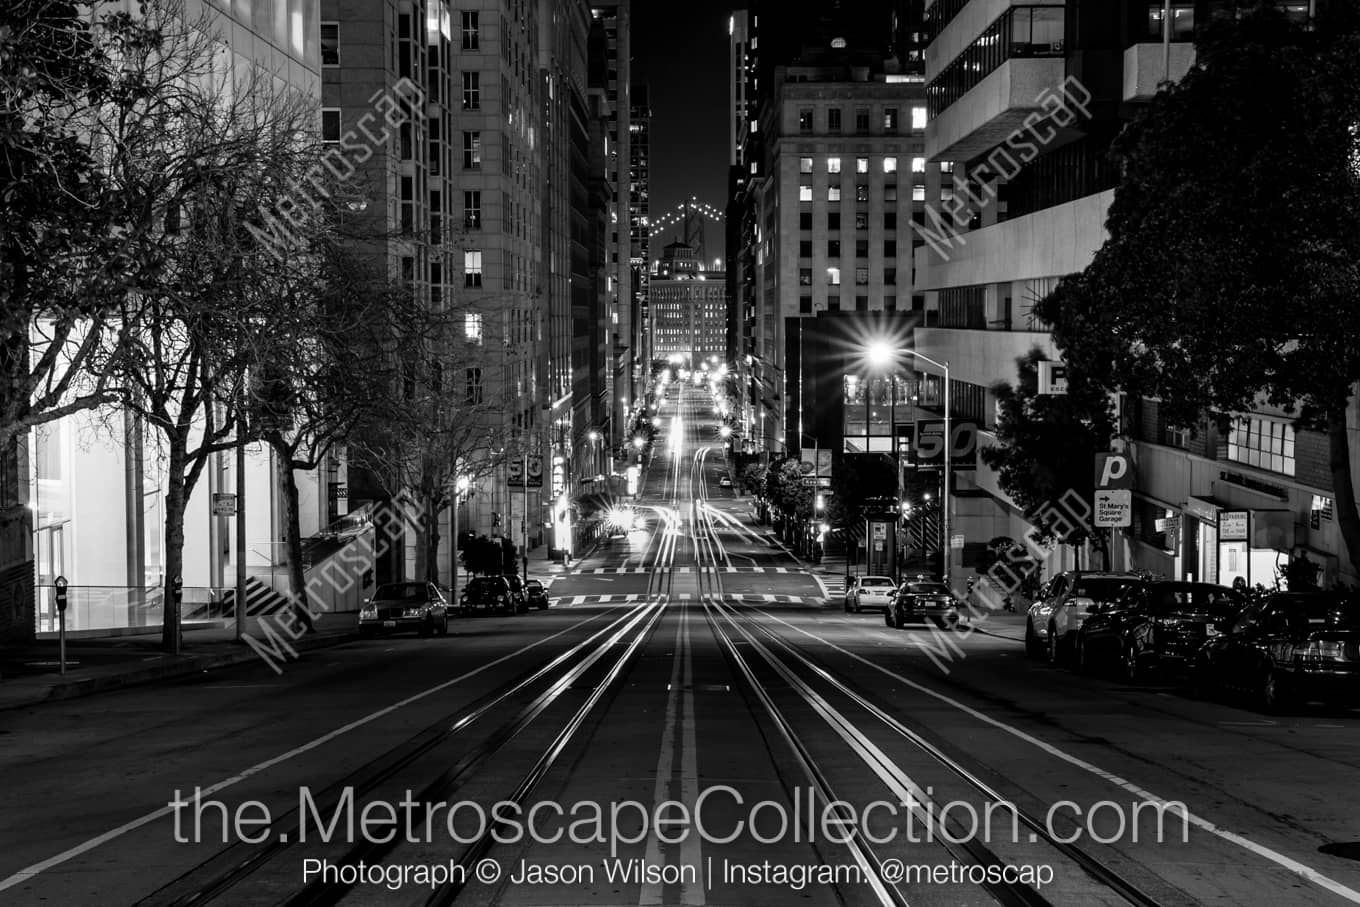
left=884, top=607, right=896, bottom=629
left=438, top=615, right=449, bottom=636
left=1260, top=670, right=1291, bottom=714
left=852, top=596, right=861, bottom=614
left=1024, top=620, right=1044, bottom=659
left=1047, top=624, right=1064, bottom=667
left=1122, top=642, right=1143, bottom=684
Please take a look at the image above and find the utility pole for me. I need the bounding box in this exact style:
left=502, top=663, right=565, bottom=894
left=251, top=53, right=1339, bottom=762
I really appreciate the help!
left=521, top=447, right=528, bottom=583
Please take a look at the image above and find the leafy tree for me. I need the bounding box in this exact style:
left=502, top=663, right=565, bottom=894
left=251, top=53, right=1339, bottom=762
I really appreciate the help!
left=826, top=453, right=896, bottom=534
left=739, top=462, right=766, bottom=496
left=1036, top=3, right=1360, bottom=575
left=981, top=348, right=1116, bottom=564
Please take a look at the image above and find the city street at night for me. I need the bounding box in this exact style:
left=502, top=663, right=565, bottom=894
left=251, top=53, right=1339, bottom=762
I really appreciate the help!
left=3, top=386, right=1359, bottom=906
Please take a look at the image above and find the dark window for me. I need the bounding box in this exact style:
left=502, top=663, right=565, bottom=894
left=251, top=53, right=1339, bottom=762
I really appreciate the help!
left=855, top=295, right=868, bottom=311
left=799, top=296, right=813, bottom=314
left=799, top=240, right=813, bottom=257
left=855, top=239, right=869, bottom=257
left=885, top=240, right=898, bottom=257
left=884, top=107, right=898, bottom=131
left=827, top=295, right=841, bottom=311
left=463, top=71, right=480, bottom=109
left=799, top=108, right=813, bottom=131
left=320, top=22, right=339, bottom=65
left=828, top=212, right=841, bottom=230
left=827, top=240, right=840, bottom=258
left=799, top=212, right=813, bottom=230
left=465, top=367, right=483, bottom=404
left=885, top=268, right=897, bottom=285
left=462, top=10, right=479, bottom=49
left=320, top=108, right=340, bottom=142
left=828, top=108, right=842, bottom=132
left=799, top=268, right=812, bottom=286
left=855, top=212, right=868, bottom=230
left=855, top=107, right=870, bottom=132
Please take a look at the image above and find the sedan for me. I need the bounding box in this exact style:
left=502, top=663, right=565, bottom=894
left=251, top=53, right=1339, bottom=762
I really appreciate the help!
left=359, top=582, right=449, bottom=637
left=845, top=575, right=897, bottom=614
left=1195, top=592, right=1359, bottom=711
left=886, top=579, right=960, bottom=630
left=525, top=579, right=551, bottom=610
left=461, top=576, right=517, bottom=615
left=718, top=477, right=733, bottom=488
left=1076, top=580, right=1244, bottom=681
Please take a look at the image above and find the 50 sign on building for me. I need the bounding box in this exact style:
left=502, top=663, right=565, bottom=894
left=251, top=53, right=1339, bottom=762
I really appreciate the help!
left=912, top=419, right=978, bottom=469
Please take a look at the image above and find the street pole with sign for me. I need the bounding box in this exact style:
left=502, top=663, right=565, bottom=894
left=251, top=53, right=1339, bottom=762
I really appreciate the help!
left=521, top=449, right=529, bottom=583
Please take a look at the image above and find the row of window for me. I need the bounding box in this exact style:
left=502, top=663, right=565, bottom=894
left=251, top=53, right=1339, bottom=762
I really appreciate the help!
left=800, top=238, right=900, bottom=257
left=799, top=296, right=901, bottom=314
left=800, top=267, right=898, bottom=286
left=927, top=6, right=1066, bottom=118
left=321, top=11, right=479, bottom=67
left=799, top=156, right=929, bottom=175
left=802, top=184, right=929, bottom=203
left=797, top=106, right=926, bottom=134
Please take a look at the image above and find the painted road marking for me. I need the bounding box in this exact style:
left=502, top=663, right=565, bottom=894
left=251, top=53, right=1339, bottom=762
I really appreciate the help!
left=759, top=609, right=1360, bottom=905
left=0, top=610, right=619, bottom=893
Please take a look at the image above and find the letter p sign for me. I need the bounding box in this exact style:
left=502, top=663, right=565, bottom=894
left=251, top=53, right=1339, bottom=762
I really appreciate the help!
left=1094, top=452, right=1132, bottom=490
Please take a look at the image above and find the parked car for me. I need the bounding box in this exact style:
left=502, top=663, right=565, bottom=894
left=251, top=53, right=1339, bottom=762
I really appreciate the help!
left=1025, top=571, right=1139, bottom=664
left=718, top=476, right=733, bottom=488
left=502, top=574, right=530, bottom=613
left=525, top=579, right=551, bottom=610
left=461, top=576, right=516, bottom=615
left=1076, top=580, right=1245, bottom=681
left=359, top=582, right=449, bottom=637
left=886, top=578, right=960, bottom=630
left=844, top=575, right=897, bottom=614
left=1194, top=592, right=1360, bottom=711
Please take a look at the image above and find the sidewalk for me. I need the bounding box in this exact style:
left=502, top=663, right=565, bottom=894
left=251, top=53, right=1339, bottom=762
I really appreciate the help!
left=0, top=622, right=358, bottom=712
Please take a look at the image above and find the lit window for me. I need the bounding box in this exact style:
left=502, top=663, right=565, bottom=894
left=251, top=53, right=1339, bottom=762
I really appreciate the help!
left=884, top=108, right=898, bottom=130
left=911, top=106, right=927, bottom=130
left=799, top=185, right=812, bottom=202
left=827, top=157, right=841, bottom=174
left=799, top=157, right=813, bottom=173
left=464, top=250, right=483, bottom=287
left=884, top=157, right=898, bottom=174
left=827, top=267, right=841, bottom=286
left=912, top=185, right=926, bottom=202
left=464, top=312, right=483, bottom=342
left=828, top=186, right=841, bottom=202
left=463, top=131, right=481, bottom=168
left=856, top=157, right=868, bottom=174
left=911, top=157, right=925, bottom=173
left=1227, top=416, right=1295, bottom=476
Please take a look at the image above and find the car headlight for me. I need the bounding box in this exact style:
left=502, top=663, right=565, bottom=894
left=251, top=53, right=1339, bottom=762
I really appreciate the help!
left=360, top=607, right=377, bottom=619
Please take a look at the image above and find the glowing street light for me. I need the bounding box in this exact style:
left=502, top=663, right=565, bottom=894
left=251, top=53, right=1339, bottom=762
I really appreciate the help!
left=587, top=430, right=601, bottom=442
left=719, top=425, right=732, bottom=438
left=632, top=436, right=646, bottom=450
left=652, top=417, right=662, bottom=428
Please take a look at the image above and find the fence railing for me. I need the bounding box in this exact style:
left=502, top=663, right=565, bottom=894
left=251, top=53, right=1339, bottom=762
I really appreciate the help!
left=36, top=585, right=231, bottom=634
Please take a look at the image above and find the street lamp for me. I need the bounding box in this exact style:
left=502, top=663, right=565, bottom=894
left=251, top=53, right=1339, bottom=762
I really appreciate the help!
left=865, top=341, right=952, bottom=587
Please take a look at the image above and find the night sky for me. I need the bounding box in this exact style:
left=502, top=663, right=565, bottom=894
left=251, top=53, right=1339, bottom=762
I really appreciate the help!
left=631, top=0, right=736, bottom=258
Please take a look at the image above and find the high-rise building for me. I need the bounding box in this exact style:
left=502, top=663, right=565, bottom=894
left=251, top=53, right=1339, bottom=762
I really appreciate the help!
left=629, top=84, right=652, bottom=370
left=650, top=242, right=728, bottom=366
left=590, top=2, right=635, bottom=451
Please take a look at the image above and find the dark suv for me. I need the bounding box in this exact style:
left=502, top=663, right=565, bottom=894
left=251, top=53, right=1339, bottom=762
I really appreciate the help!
left=1076, top=580, right=1245, bottom=681
left=1195, top=592, right=1359, bottom=711
left=461, top=576, right=516, bottom=615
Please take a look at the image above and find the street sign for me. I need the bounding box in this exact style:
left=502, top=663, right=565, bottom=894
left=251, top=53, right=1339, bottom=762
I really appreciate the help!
left=1094, top=489, right=1132, bottom=527
left=1038, top=361, right=1068, bottom=395
left=1094, top=452, right=1133, bottom=490
left=950, top=534, right=965, bottom=549
left=1219, top=511, right=1249, bottom=541
left=211, top=493, right=237, bottom=517
left=526, top=455, right=543, bottom=488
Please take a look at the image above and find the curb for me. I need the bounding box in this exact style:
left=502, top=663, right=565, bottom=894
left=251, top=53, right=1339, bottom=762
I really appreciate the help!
left=0, top=632, right=360, bottom=711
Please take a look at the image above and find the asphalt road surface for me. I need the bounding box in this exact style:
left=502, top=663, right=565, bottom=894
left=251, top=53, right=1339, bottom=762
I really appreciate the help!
left=2, top=384, right=1359, bottom=906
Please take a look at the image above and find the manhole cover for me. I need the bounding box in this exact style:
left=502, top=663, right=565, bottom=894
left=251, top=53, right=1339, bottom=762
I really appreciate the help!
left=1320, top=843, right=1360, bottom=862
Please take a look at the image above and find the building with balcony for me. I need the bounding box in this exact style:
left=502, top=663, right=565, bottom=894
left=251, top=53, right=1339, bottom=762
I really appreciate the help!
left=915, top=0, right=1353, bottom=586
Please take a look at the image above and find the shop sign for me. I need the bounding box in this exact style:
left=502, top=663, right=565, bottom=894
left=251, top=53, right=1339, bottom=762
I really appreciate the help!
left=1218, top=511, right=1249, bottom=541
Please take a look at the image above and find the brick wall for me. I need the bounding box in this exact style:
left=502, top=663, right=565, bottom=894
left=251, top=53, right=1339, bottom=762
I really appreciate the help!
left=1295, top=429, right=1331, bottom=492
